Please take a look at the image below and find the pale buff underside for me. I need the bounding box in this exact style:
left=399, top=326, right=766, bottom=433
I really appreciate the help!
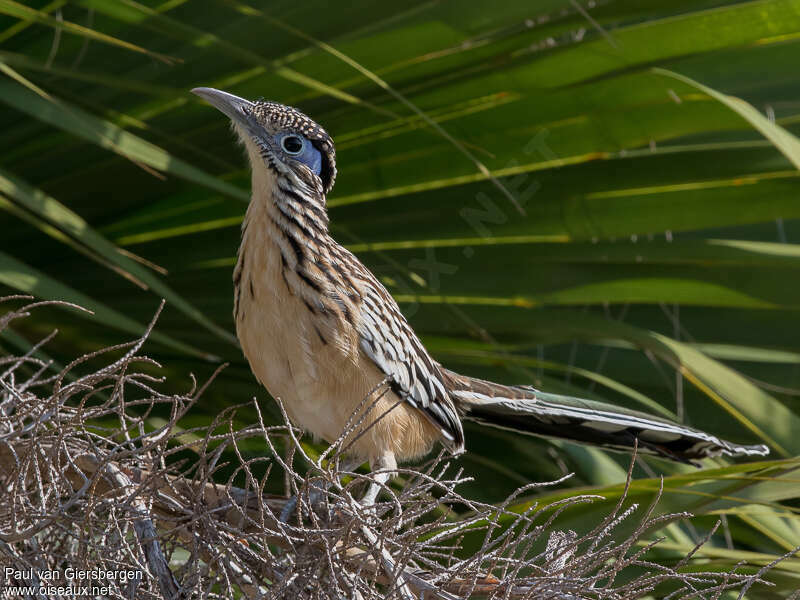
left=235, top=150, right=440, bottom=466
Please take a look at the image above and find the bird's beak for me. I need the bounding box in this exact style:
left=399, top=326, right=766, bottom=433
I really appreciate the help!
left=191, top=87, right=254, bottom=128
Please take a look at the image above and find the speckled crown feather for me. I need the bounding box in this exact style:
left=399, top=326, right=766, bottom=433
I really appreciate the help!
left=249, top=100, right=337, bottom=195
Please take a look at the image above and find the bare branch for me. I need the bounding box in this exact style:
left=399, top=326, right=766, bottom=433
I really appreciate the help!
left=0, top=300, right=792, bottom=599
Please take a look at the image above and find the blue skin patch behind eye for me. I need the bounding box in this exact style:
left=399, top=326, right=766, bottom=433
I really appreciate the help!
left=275, top=134, right=322, bottom=176
left=302, top=143, right=322, bottom=176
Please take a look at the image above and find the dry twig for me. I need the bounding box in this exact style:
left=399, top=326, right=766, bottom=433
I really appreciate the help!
left=0, top=297, right=787, bottom=599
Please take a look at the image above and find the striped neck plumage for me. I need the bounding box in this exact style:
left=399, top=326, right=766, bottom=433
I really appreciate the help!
left=235, top=165, right=335, bottom=318
left=243, top=153, right=332, bottom=256
left=239, top=162, right=364, bottom=332
left=270, top=170, right=330, bottom=235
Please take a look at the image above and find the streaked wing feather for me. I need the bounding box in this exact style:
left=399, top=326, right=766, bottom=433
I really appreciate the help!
left=352, top=262, right=464, bottom=450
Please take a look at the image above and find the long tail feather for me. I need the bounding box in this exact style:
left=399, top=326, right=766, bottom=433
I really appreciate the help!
left=443, top=370, right=769, bottom=463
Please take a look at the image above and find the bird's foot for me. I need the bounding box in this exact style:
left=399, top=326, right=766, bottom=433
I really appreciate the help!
left=280, top=458, right=365, bottom=523
left=279, top=480, right=330, bottom=523
left=278, top=494, right=298, bottom=523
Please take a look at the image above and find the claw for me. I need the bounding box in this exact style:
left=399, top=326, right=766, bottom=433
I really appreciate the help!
left=279, top=481, right=328, bottom=523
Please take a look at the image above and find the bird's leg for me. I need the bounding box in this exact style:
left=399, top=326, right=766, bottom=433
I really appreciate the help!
left=361, top=452, right=397, bottom=508
left=357, top=453, right=416, bottom=598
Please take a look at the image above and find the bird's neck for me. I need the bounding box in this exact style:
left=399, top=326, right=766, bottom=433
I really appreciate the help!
left=238, top=164, right=336, bottom=298
left=236, top=164, right=362, bottom=335
left=250, top=162, right=330, bottom=237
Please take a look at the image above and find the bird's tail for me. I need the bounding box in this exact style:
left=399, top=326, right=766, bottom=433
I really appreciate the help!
left=442, top=370, right=769, bottom=464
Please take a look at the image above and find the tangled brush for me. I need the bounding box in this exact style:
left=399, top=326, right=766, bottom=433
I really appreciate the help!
left=0, top=297, right=792, bottom=599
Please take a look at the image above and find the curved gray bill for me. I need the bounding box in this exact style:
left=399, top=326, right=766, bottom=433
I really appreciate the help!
left=191, top=87, right=253, bottom=126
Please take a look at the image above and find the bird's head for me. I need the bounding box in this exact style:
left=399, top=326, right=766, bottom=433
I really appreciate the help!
left=192, top=87, right=337, bottom=196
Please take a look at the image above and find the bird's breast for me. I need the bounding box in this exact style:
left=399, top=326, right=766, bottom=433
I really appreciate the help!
left=233, top=203, right=368, bottom=441
left=233, top=199, right=440, bottom=462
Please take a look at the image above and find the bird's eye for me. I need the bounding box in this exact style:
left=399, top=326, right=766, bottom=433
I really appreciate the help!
left=281, top=135, right=304, bottom=155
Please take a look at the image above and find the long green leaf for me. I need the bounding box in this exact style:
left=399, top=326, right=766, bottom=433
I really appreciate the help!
left=0, top=251, right=215, bottom=359
left=0, top=63, right=248, bottom=202
left=654, top=68, right=800, bottom=170
left=0, top=0, right=175, bottom=63
left=75, top=0, right=391, bottom=113
left=0, top=168, right=236, bottom=345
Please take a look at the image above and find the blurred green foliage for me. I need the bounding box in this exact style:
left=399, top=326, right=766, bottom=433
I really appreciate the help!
left=1, top=1, right=800, bottom=594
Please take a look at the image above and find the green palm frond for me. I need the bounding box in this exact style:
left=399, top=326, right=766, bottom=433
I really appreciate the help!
left=2, top=1, right=800, bottom=595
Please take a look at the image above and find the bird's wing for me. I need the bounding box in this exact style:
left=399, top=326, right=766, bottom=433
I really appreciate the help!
left=354, top=274, right=464, bottom=452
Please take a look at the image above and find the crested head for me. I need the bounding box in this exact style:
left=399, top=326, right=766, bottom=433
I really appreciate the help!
left=192, top=87, right=337, bottom=196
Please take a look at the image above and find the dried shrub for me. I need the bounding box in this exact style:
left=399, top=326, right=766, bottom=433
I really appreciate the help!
left=0, top=297, right=791, bottom=599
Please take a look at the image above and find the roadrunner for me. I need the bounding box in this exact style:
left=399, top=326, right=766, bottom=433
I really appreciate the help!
left=193, top=87, right=768, bottom=502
